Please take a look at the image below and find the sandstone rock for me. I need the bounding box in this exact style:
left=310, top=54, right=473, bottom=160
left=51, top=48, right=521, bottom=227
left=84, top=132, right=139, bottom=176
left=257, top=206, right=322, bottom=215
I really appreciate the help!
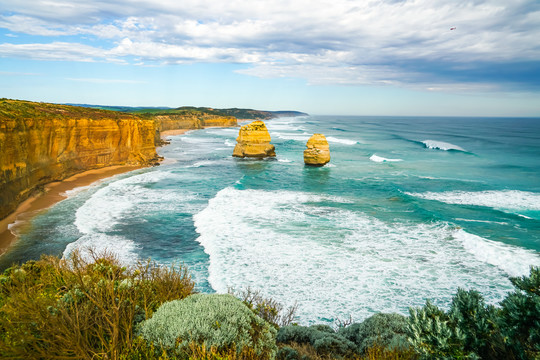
left=232, top=121, right=276, bottom=158
left=304, top=134, right=330, bottom=166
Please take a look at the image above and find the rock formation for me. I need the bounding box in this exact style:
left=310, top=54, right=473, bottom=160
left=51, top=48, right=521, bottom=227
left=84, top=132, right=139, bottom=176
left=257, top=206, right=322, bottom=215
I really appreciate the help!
left=304, top=134, right=331, bottom=166
left=232, top=121, right=276, bottom=158
left=0, top=99, right=159, bottom=220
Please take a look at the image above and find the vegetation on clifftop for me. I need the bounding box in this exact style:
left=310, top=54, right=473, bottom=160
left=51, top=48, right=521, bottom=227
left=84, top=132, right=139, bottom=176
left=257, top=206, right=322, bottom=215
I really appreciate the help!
left=1, top=251, right=539, bottom=359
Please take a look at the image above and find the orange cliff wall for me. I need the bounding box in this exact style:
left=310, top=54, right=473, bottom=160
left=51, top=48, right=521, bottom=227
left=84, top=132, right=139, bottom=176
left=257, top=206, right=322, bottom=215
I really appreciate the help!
left=156, top=114, right=237, bottom=131
left=0, top=100, right=159, bottom=220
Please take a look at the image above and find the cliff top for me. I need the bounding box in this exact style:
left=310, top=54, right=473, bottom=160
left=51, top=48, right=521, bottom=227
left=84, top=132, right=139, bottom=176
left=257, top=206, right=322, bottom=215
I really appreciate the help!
left=0, top=99, right=141, bottom=122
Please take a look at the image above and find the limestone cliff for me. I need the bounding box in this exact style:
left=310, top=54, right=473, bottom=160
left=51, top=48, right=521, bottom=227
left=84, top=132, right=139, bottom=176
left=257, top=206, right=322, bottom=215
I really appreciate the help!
left=0, top=99, right=159, bottom=220
left=304, top=134, right=331, bottom=166
left=232, top=120, right=276, bottom=158
left=155, top=114, right=237, bottom=132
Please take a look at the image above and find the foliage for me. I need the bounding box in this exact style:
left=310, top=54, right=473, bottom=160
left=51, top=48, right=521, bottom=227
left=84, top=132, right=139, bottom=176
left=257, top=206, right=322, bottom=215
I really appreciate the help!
left=339, top=313, right=410, bottom=354
left=499, top=266, right=540, bottom=359
left=137, top=293, right=277, bottom=359
left=0, top=250, right=194, bottom=359
left=230, top=287, right=298, bottom=328
left=277, top=325, right=356, bottom=358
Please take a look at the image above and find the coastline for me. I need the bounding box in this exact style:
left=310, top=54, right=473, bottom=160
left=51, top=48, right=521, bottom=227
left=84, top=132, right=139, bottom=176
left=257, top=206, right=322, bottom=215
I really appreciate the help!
left=0, top=165, right=142, bottom=257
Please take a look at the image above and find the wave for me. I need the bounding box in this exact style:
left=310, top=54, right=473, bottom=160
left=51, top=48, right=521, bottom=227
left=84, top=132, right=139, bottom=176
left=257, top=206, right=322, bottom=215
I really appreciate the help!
left=405, top=190, right=540, bottom=212
left=193, top=188, right=534, bottom=323
left=224, top=139, right=235, bottom=147
left=64, top=170, right=199, bottom=262
left=455, top=230, right=540, bottom=277
left=272, top=132, right=311, bottom=141
left=422, top=140, right=466, bottom=152
left=326, top=136, right=359, bottom=145
left=370, top=154, right=403, bottom=163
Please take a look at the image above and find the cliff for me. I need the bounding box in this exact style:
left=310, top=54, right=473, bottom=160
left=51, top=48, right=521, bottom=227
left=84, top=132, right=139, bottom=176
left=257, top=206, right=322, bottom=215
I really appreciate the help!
left=304, top=134, right=331, bottom=166
left=154, top=114, right=237, bottom=132
left=232, top=120, right=276, bottom=158
left=0, top=99, right=159, bottom=220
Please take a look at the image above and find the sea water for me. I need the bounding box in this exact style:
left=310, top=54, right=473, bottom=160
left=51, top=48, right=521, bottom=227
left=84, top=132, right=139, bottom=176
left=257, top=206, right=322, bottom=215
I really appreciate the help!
left=2, top=116, right=540, bottom=324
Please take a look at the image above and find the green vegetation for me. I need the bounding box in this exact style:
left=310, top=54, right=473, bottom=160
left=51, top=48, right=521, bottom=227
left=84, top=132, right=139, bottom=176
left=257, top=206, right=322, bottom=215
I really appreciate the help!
left=138, top=294, right=277, bottom=359
left=0, top=99, right=140, bottom=122
left=1, top=251, right=538, bottom=359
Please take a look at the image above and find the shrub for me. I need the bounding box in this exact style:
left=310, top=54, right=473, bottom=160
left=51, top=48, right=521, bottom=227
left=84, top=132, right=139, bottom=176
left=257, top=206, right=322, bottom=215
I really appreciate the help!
left=277, top=324, right=356, bottom=358
left=500, top=266, right=540, bottom=359
left=230, top=287, right=297, bottom=328
left=0, top=251, right=194, bottom=359
left=339, top=313, right=410, bottom=354
left=138, top=293, right=277, bottom=359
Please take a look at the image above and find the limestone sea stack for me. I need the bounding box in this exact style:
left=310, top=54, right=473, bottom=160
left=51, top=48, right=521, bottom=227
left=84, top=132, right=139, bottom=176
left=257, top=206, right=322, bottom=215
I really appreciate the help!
left=232, top=120, right=276, bottom=158
left=304, top=134, right=331, bottom=166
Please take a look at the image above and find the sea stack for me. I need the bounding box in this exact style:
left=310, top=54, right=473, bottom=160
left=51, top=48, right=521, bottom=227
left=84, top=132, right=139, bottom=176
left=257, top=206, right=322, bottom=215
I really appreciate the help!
left=304, top=134, right=330, bottom=166
left=232, top=120, right=276, bottom=158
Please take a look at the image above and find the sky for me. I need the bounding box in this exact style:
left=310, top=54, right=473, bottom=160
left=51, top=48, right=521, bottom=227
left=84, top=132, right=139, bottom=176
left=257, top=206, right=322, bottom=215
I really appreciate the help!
left=1, top=0, right=539, bottom=116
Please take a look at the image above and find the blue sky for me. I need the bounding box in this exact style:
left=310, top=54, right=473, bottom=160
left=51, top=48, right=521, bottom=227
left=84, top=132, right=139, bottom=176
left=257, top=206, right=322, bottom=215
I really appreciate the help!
left=1, top=0, right=539, bottom=116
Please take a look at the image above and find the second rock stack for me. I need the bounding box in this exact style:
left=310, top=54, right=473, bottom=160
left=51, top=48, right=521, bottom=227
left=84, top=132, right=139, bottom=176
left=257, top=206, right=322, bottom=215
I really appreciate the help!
left=304, top=134, right=330, bottom=166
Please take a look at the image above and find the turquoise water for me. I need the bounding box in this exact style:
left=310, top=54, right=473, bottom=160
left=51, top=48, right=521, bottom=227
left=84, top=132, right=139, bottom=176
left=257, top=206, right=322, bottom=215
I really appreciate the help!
left=2, top=116, right=540, bottom=324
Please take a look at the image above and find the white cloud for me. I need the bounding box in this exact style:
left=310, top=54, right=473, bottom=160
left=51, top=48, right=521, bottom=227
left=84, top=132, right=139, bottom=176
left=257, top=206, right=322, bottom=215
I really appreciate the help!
left=0, top=0, right=539, bottom=90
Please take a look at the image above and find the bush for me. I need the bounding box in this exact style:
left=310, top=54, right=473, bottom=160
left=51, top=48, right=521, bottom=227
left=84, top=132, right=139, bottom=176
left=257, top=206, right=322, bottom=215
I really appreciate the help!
left=230, top=287, right=297, bottom=328
left=339, top=313, right=409, bottom=354
left=138, top=293, right=277, bottom=359
left=500, top=266, right=540, bottom=359
left=0, top=251, right=194, bottom=359
left=277, top=325, right=356, bottom=358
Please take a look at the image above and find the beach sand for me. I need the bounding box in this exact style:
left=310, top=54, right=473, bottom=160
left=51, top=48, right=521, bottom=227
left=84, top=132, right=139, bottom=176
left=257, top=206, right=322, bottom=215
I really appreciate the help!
left=160, top=129, right=190, bottom=138
left=0, top=165, right=142, bottom=256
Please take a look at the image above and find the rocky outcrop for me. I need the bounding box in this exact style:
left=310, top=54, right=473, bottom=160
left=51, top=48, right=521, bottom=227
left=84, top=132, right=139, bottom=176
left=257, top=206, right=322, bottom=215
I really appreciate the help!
left=0, top=99, right=159, bottom=220
left=156, top=114, right=237, bottom=132
left=232, top=121, right=276, bottom=158
left=304, top=134, right=330, bottom=166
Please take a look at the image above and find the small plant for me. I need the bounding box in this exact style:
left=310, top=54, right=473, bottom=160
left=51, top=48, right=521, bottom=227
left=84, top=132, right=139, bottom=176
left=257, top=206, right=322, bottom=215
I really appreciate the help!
left=137, top=293, right=278, bottom=359
left=229, top=287, right=297, bottom=328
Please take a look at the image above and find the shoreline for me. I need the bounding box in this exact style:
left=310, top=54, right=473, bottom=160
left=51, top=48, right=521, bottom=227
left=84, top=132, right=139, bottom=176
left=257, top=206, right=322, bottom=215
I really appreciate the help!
left=0, top=126, right=231, bottom=258
left=0, top=165, right=142, bottom=257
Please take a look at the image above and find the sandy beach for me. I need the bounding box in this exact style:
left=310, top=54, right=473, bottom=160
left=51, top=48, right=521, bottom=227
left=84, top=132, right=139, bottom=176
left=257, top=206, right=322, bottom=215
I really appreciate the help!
left=160, top=129, right=190, bottom=138
left=0, top=165, right=142, bottom=257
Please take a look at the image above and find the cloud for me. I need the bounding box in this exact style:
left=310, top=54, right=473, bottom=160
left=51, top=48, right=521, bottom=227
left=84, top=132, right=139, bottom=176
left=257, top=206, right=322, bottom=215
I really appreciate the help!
left=0, top=0, right=539, bottom=91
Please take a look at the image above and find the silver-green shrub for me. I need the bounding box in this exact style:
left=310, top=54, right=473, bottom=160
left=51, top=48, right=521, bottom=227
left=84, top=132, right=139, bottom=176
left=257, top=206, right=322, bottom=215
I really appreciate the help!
left=339, top=313, right=409, bottom=353
left=137, top=293, right=277, bottom=359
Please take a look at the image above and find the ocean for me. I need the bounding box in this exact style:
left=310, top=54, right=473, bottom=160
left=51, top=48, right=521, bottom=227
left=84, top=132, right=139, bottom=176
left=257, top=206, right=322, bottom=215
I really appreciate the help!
left=2, top=115, right=540, bottom=325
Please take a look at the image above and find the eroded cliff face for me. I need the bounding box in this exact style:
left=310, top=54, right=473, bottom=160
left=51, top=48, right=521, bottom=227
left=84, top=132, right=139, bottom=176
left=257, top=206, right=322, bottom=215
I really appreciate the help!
left=0, top=100, right=158, bottom=220
left=156, top=114, right=237, bottom=131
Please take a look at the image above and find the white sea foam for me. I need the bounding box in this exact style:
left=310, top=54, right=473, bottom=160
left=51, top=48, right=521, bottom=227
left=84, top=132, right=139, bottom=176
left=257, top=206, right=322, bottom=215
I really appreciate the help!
left=272, top=132, right=311, bottom=141
left=326, top=136, right=358, bottom=145
left=455, top=230, right=540, bottom=277
left=224, top=139, right=236, bottom=147
left=278, top=158, right=293, bottom=163
left=406, top=190, right=540, bottom=212
left=422, top=140, right=466, bottom=151
left=64, top=170, right=199, bottom=263
left=370, top=154, right=403, bottom=163
left=194, top=188, right=535, bottom=323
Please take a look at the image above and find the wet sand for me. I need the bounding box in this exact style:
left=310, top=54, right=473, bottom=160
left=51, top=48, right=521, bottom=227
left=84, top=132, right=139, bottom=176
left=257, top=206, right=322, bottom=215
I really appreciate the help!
left=0, top=165, right=141, bottom=256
